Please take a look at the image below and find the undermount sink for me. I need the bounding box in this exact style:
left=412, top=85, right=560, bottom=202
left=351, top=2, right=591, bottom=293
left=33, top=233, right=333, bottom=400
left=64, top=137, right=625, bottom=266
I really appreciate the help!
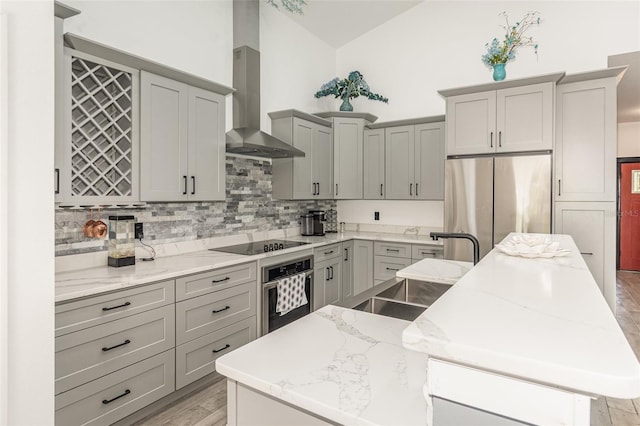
left=353, top=279, right=451, bottom=321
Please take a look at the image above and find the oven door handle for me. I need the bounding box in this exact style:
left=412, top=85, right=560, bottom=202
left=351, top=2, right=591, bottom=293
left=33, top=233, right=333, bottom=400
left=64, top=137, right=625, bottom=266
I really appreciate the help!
left=263, top=273, right=308, bottom=290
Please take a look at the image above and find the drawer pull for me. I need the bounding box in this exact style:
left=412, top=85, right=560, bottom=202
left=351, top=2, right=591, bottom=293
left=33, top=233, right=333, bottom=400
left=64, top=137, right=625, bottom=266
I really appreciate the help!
left=212, top=305, right=230, bottom=314
left=102, top=339, right=131, bottom=352
left=212, top=277, right=230, bottom=283
left=385, top=267, right=400, bottom=271
left=102, top=301, right=131, bottom=311
left=580, top=252, right=594, bottom=256
left=324, top=250, right=335, bottom=255
left=212, top=343, right=231, bottom=353
left=420, top=251, right=436, bottom=257
left=102, top=389, right=131, bottom=405
left=386, top=248, right=400, bottom=252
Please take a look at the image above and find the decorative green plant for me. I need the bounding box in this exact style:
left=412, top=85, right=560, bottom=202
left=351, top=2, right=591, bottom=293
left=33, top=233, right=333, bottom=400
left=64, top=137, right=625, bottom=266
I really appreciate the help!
left=481, top=11, right=541, bottom=67
left=314, top=71, right=388, bottom=111
left=267, top=0, right=306, bottom=15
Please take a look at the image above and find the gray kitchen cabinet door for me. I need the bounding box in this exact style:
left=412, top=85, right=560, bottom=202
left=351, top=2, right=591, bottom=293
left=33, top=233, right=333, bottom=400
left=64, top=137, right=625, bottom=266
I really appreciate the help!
left=187, top=86, right=225, bottom=201
left=333, top=117, right=363, bottom=199
left=446, top=90, right=496, bottom=156
left=291, top=118, right=315, bottom=199
left=140, top=71, right=189, bottom=201
left=555, top=78, right=617, bottom=202
left=496, top=82, right=553, bottom=153
left=353, top=240, right=374, bottom=296
left=363, top=128, right=385, bottom=199
left=341, top=241, right=354, bottom=300
left=141, top=72, right=225, bottom=201
left=385, top=125, right=415, bottom=199
left=414, top=122, right=445, bottom=200
left=313, top=125, right=333, bottom=199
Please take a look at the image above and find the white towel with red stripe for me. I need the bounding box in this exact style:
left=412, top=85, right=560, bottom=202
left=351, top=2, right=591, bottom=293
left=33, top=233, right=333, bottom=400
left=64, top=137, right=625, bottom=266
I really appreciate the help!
left=276, top=273, right=308, bottom=316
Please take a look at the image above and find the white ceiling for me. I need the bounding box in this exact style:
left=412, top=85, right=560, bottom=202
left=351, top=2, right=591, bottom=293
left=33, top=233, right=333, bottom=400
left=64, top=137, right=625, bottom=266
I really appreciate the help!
left=280, top=0, right=423, bottom=48
left=608, top=51, right=640, bottom=123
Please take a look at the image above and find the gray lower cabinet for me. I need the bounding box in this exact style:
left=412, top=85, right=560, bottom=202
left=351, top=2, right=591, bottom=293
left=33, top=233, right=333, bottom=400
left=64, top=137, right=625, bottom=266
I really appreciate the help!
left=55, top=350, right=175, bottom=426
left=352, top=240, right=374, bottom=296
left=341, top=241, right=354, bottom=300
left=175, top=262, right=258, bottom=389
left=313, top=244, right=342, bottom=310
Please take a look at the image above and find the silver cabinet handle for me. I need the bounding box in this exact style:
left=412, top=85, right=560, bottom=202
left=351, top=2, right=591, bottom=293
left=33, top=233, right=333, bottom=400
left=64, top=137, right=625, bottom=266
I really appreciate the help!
left=420, top=251, right=437, bottom=257
left=498, top=131, right=502, bottom=148
left=191, top=176, right=196, bottom=195
left=183, top=176, right=188, bottom=195
left=380, top=183, right=383, bottom=197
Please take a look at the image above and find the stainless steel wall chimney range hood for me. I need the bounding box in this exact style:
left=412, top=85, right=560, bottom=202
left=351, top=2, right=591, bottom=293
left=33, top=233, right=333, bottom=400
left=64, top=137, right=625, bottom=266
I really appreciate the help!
left=226, top=1, right=305, bottom=158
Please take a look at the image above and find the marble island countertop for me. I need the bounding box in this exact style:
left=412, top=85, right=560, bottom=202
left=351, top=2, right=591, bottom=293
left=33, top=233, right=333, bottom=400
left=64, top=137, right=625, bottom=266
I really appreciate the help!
left=402, top=233, right=640, bottom=399
left=55, top=229, right=442, bottom=303
left=215, top=305, right=429, bottom=426
left=395, top=257, right=473, bottom=285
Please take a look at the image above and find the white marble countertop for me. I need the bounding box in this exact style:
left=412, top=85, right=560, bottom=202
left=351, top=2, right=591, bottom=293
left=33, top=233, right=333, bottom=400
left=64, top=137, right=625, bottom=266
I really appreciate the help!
left=215, top=305, right=428, bottom=426
left=395, top=258, right=473, bottom=285
left=55, top=230, right=441, bottom=303
left=402, top=233, right=640, bottom=399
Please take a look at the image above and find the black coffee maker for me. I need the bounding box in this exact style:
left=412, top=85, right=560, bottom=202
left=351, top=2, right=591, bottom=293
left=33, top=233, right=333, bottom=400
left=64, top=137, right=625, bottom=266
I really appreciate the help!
left=309, top=210, right=326, bottom=236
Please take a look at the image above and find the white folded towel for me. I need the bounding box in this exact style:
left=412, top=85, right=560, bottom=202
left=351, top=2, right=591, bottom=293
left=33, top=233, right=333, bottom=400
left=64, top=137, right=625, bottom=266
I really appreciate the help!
left=276, top=273, right=308, bottom=316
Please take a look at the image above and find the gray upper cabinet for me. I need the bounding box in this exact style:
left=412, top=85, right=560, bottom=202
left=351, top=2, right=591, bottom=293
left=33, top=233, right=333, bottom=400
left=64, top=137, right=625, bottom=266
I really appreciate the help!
left=55, top=48, right=140, bottom=206
left=441, top=76, right=563, bottom=156
left=314, top=112, right=378, bottom=200
left=363, top=128, right=385, bottom=199
left=140, top=71, right=225, bottom=202
left=555, top=72, right=619, bottom=202
left=270, top=110, right=333, bottom=200
left=384, top=121, right=445, bottom=200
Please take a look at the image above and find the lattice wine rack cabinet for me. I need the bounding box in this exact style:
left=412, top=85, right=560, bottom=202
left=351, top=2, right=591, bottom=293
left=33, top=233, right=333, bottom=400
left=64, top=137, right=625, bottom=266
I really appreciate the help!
left=56, top=49, right=139, bottom=206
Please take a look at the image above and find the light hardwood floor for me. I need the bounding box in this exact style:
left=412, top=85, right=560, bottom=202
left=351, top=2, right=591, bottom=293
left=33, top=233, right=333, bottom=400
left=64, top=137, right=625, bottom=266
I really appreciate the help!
left=133, top=271, right=640, bottom=426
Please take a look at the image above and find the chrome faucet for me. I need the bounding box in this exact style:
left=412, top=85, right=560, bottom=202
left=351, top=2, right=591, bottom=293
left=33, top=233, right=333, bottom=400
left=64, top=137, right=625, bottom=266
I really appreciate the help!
left=430, top=232, right=480, bottom=265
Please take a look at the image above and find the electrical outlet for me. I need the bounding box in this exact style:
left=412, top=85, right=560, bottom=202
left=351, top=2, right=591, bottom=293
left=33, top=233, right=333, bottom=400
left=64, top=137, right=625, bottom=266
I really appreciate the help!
left=135, top=222, right=144, bottom=239
left=374, top=212, right=380, bottom=221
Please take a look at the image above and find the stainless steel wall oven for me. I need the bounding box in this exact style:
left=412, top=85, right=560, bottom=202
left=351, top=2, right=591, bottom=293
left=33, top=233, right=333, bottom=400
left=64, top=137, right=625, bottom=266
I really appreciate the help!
left=262, top=255, right=314, bottom=335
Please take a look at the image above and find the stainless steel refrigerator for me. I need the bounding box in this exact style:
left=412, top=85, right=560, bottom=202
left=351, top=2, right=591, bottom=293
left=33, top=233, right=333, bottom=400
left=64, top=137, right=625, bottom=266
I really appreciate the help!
left=444, top=153, right=552, bottom=262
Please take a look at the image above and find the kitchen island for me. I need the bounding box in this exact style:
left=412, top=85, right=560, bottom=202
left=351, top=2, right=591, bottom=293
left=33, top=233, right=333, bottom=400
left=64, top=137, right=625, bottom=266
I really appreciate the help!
left=216, top=234, right=640, bottom=425
left=402, top=233, right=640, bottom=424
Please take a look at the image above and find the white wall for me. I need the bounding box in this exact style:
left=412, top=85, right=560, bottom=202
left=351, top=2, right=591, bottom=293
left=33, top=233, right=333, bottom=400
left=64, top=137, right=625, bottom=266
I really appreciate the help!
left=336, top=1, right=640, bottom=122
left=0, top=0, right=55, bottom=424
left=619, top=122, right=640, bottom=158
left=335, top=1, right=640, bottom=227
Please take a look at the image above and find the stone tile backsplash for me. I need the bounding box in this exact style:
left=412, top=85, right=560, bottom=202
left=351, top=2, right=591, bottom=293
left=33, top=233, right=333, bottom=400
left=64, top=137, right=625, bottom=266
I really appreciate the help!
left=55, top=156, right=336, bottom=256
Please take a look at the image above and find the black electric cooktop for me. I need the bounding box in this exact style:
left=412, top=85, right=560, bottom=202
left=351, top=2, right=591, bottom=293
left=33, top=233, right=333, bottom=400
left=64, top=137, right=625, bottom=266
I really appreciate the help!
left=209, top=239, right=309, bottom=255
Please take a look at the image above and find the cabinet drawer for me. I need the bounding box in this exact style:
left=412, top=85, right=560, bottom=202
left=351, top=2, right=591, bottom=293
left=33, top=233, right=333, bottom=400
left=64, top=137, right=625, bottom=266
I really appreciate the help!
left=176, top=317, right=256, bottom=390
left=176, top=282, right=256, bottom=345
left=314, top=243, right=341, bottom=263
left=55, top=280, right=175, bottom=337
left=176, top=262, right=257, bottom=301
left=56, top=349, right=175, bottom=426
left=411, top=244, right=444, bottom=261
left=374, top=242, right=412, bottom=258
left=374, top=255, right=412, bottom=282
left=55, top=305, right=175, bottom=395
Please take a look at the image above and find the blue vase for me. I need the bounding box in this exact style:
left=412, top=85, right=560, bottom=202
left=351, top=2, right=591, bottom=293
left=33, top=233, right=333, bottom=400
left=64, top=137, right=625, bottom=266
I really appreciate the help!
left=339, top=98, right=353, bottom=112
left=493, top=63, right=506, bottom=81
